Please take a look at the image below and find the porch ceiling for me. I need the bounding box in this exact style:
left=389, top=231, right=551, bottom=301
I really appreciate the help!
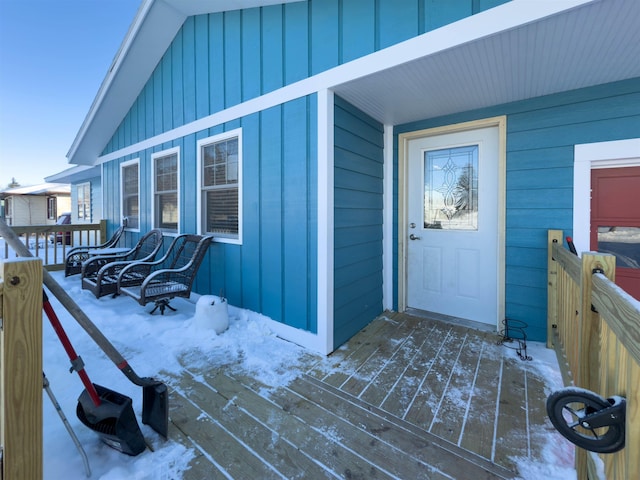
left=332, top=0, right=640, bottom=126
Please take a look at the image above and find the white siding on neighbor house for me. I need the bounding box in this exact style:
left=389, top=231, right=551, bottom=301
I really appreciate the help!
left=7, top=195, right=50, bottom=226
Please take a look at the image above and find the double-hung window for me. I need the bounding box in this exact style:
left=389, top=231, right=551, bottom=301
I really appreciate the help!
left=77, top=183, right=90, bottom=221
left=121, top=159, right=140, bottom=230
left=153, top=149, right=179, bottom=233
left=198, top=130, right=242, bottom=243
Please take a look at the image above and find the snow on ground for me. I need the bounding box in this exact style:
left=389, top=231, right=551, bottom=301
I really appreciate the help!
left=4, top=263, right=576, bottom=479
left=40, top=270, right=308, bottom=479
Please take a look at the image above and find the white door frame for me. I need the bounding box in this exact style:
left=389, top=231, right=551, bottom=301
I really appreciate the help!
left=397, top=116, right=507, bottom=328
left=573, top=138, right=640, bottom=256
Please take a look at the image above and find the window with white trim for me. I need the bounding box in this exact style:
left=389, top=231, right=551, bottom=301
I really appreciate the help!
left=77, top=183, right=90, bottom=221
left=121, top=160, right=140, bottom=230
left=198, top=132, right=241, bottom=241
left=153, top=149, right=179, bottom=233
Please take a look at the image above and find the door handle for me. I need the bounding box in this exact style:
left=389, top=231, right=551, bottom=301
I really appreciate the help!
left=409, top=234, right=421, bottom=240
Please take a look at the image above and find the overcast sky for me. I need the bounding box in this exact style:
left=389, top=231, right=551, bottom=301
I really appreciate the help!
left=0, top=0, right=140, bottom=188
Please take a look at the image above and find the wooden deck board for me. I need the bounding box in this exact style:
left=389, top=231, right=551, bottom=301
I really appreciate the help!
left=161, top=311, right=568, bottom=479
left=458, top=344, right=503, bottom=460
left=403, top=327, right=470, bottom=428
left=493, top=358, right=530, bottom=471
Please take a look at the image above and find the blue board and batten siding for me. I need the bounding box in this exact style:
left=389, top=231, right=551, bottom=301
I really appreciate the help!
left=98, top=0, right=506, bottom=345
left=103, top=0, right=509, bottom=154
left=102, top=97, right=318, bottom=334
left=334, top=96, right=385, bottom=348
left=395, top=78, right=640, bottom=342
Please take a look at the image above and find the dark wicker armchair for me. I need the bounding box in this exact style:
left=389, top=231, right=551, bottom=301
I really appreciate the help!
left=81, top=229, right=164, bottom=298
left=118, top=234, right=213, bottom=314
left=64, top=219, right=127, bottom=276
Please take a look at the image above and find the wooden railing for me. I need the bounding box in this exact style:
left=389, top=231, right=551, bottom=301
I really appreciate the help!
left=0, top=258, right=43, bottom=480
left=1, top=220, right=106, bottom=271
left=548, top=230, right=640, bottom=480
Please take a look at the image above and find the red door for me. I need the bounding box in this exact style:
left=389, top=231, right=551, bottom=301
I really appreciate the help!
left=590, top=167, right=640, bottom=300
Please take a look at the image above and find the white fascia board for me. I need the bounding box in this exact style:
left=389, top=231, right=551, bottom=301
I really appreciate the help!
left=96, top=0, right=594, bottom=165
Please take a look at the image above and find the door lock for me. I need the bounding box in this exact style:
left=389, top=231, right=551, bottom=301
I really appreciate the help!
left=409, top=234, right=421, bottom=240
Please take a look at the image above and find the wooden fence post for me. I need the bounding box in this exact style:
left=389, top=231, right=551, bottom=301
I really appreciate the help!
left=0, top=258, right=43, bottom=480
left=578, top=252, right=616, bottom=392
left=99, top=219, right=107, bottom=245
left=547, top=230, right=563, bottom=348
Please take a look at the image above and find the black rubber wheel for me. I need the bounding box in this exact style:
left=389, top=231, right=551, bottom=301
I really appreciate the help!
left=546, top=388, right=625, bottom=453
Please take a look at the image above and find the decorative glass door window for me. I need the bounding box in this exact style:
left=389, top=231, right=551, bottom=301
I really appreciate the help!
left=423, top=145, right=478, bottom=230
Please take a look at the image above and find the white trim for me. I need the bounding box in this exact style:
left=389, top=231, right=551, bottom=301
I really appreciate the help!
left=573, top=138, right=640, bottom=256
left=120, top=158, right=141, bottom=232
left=196, top=128, right=243, bottom=245
left=316, top=88, right=335, bottom=355
left=151, top=146, right=181, bottom=235
left=382, top=124, right=394, bottom=310
left=94, top=0, right=593, bottom=166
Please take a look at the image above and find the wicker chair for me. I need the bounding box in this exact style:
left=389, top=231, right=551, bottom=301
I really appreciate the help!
left=64, top=220, right=127, bottom=276
left=118, top=234, right=213, bottom=314
left=81, top=229, right=164, bottom=298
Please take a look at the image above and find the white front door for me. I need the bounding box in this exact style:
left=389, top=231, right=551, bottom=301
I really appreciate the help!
left=406, top=126, right=500, bottom=325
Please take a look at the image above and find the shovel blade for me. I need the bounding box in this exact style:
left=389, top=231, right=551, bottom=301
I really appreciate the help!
left=142, top=382, right=169, bottom=438
left=77, top=384, right=146, bottom=456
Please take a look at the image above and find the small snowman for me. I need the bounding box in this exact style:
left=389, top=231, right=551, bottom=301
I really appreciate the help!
left=193, top=295, right=229, bottom=334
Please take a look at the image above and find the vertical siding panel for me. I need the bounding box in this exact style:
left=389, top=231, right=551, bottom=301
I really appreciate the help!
left=342, top=0, right=376, bottom=63
left=181, top=134, right=197, bottom=233
left=283, top=97, right=308, bottom=330
left=241, top=9, right=262, bottom=101
left=241, top=113, right=261, bottom=311
left=283, top=2, right=309, bottom=85
left=153, top=68, right=163, bottom=136
left=260, top=105, right=283, bottom=322
left=310, top=0, right=339, bottom=74
left=479, top=0, right=510, bottom=11
left=182, top=17, right=197, bottom=124
left=161, top=51, right=173, bottom=132
left=136, top=92, right=145, bottom=142
left=144, top=80, right=154, bottom=139
left=127, top=103, right=135, bottom=146
left=425, top=0, right=473, bottom=31
left=307, top=95, right=318, bottom=333
left=261, top=5, right=284, bottom=93
left=209, top=13, right=225, bottom=114
left=143, top=149, right=153, bottom=232
left=378, top=0, right=420, bottom=49
left=171, top=32, right=184, bottom=127
left=194, top=15, right=210, bottom=119
left=224, top=11, right=242, bottom=108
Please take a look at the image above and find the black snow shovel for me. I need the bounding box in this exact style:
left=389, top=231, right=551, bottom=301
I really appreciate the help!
left=0, top=219, right=168, bottom=439
left=43, top=291, right=146, bottom=456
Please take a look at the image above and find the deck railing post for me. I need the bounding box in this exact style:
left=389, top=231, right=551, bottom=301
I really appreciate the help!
left=99, top=219, right=107, bottom=245
left=547, top=230, right=563, bottom=348
left=0, top=258, right=43, bottom=480
left=578, top=252, right=616, bottom=393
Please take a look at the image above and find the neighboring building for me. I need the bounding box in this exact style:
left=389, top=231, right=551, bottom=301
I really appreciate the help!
left=59, top=0, right=640, bottom=354
left=46, top=166, right=103, bottom=225
left=0, top=183, right=70, bottom=226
